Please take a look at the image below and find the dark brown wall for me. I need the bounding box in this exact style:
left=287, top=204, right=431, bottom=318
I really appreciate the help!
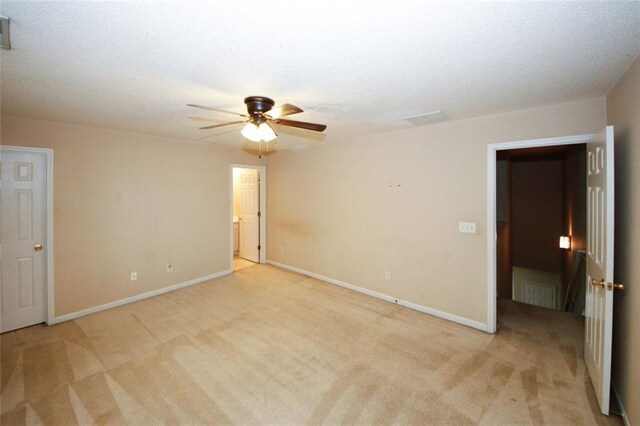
left=496, top=158, right=512, bottom=299
left=511, top=158, right=563, bottom=273
left=562, top=145, right=587, bottom=312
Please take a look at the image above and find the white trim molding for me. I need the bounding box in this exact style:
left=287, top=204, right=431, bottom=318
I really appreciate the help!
left=1, top=145, right=55, bottom=325
left=486, top=133, right=593, bottom=333
left=267, top=260, right=488, bottom=332
left=229, top=164, right=267, bottom=270
left=52, top=269, right=232, bottom=324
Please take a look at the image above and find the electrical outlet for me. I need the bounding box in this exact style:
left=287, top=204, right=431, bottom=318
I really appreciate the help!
left=130, top=272, right=137, bottom=281
left=385, top=271, right=392, bottom=280
left=458, top=221, right=477, bottom=234
left=166, top=264, right=174, bottom=273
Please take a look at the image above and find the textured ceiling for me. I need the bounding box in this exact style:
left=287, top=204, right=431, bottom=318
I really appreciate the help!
left=1, top=1, right=639, bottom=149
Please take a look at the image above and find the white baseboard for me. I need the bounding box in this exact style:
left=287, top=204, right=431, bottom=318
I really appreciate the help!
left=267, top=260, right=488, bottom=332
left=52, top=269, right=232, bottom=324
left=612, top=383, right=631, bottom=426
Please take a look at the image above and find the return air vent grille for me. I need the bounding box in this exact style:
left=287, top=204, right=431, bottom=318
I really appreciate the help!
left=0, top=17, right=10, bottom=50
left=406, top=110, right=448, bottom=126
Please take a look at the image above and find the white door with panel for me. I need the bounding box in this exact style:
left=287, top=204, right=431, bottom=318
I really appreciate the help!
left=1, top=150, right=47, bottom=333
left=585, top=126, right=619, bottom=415
left=238, top=168, right=260, bottom=263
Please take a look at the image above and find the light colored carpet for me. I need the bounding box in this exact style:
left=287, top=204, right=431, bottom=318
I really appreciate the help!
left=0, top=264, right=622, bottom=425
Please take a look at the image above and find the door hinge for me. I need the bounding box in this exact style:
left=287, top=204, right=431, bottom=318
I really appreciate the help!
left=257, top=245, right=261, bottom=250
left=257, top=211, right=261, bottom=217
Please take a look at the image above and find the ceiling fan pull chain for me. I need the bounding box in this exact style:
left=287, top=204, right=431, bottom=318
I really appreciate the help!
left=258, top=140, right=262, bottom=159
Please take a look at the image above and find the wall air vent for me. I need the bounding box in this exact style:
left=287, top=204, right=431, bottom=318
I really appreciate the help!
left=0, top=17, right=11, bottom=50
left=406, top=110, right=448, bottom=126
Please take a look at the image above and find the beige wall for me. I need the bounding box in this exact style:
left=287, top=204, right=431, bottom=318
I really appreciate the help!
left=607, top=55, right=640, bottom=425
left=1, top=116, right=263, bottom=316
left=267, top=97, right=606, bottom=325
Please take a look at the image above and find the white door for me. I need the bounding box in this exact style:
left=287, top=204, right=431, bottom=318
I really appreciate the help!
left=1, top=150, right=47, bottom=332
left=238, top=168, right=259, bottom=263
left=584, top=126, right=617, bottom=415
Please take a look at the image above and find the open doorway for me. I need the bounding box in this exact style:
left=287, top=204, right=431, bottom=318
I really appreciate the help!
left=486, top=133, right=594, bottom=332
left=488, top=129, right=619, bottom=416
left=496, top=144, right=587, bottom=314
left=231, top=165, right=267, bottom=272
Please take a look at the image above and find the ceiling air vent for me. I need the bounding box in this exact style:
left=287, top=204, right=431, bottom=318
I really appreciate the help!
left=0, top=17, right=11, bottom=50
left=406, top=110, right=448, bottom=126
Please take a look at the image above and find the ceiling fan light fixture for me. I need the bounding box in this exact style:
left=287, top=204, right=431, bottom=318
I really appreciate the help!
left=241, top=122, right=260, bottom=142
left=241, top=121, right=277, bottom=142
left=258, top=122, right=277, bottom=142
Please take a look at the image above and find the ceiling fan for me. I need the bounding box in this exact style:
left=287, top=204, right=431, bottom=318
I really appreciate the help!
left=188, top=96, right=327, bottom=156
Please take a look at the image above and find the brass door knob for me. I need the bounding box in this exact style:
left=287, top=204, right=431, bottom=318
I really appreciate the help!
left=591, top=278, right=624, bottom=291
left=34, top=244, right=43, bottom=252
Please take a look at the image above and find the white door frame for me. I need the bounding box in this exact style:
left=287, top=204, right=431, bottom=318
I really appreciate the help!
left=1, top=145, right=55, bottom=326
left=486, top=133, right=593, bottom=333
left=229, top=164, right=267, bottom=269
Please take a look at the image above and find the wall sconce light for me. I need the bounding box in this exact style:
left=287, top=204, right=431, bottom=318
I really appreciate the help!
left=559, top=236, right=571, bottom=250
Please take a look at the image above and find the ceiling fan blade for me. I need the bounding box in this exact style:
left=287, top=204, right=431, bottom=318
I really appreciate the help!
left=189, top=116, right=220, bottom=122
left=266, top=103, right=303, bottom=119
left=187, top=104, right=247, bottom=117
left=199, top=134, right=226, bottom=141
left=272, top=118, right=327, bottom=132
left=199, top=120, right=245, bottom=130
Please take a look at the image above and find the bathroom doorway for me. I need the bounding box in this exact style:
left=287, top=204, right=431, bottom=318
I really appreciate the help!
left=231, top=165, right=267, bottom=271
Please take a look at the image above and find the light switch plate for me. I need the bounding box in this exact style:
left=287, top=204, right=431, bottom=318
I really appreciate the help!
left=458, top=221, right=477, bottom=234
